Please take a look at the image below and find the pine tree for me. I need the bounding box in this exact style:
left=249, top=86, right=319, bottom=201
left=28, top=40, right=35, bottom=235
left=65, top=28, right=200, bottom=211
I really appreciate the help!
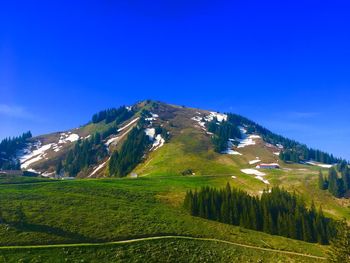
left=318, top=170, right=326, bottom=190
left=328, top=167, right=340, bottom=197
left=342, top=166, right=350, bottom=193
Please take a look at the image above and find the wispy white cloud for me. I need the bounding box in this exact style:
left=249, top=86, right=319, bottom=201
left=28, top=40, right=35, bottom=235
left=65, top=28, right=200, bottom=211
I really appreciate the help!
left=0, top=104, right=36, bottom=120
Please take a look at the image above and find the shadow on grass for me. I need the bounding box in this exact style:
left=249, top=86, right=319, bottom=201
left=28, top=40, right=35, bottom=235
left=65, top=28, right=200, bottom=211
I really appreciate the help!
left=14, top=223, right=92, bottom=243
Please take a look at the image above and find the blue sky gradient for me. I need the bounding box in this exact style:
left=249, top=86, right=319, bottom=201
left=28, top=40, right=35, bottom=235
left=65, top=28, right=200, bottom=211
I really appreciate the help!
left=1, top=1, right=350, bottom=159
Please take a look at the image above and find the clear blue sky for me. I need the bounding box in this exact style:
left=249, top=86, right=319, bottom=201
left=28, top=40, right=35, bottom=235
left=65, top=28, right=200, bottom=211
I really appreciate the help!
left=1, top=1, right=350, bottom=159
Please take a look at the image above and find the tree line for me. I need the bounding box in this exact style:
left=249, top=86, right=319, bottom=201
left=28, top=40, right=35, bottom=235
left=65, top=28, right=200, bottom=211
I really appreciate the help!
left=318, top=161, right=350, bottom=198
left=0, top=131, right=32, bottom=170
left=91, top=106, right=133, bottom=124
left=184, top=184, right=336, bottom=244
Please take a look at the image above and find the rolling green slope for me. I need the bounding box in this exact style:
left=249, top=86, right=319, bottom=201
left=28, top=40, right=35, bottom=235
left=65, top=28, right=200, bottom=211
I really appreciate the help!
left=0, top=177, right=327, bottom=262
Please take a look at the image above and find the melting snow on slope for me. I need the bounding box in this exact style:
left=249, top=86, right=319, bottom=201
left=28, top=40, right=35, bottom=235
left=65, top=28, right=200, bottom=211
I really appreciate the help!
left=145, top=128, right=156, bottom=139
left=204, top=112, right=227, bottom=122
left=18, top=142, right=54, bottom=169
left=241, top=169, right=270, bottom=185
left=58, top=133, right=79, bottom=144
left=222, top=139, right=242, bottom=155
left=89, top=158, right=110, bottom=177
left=249, top=159, right=261, bottom=165
left=118, top=117, right=140, bottom=132
left=306, top=161, right=333, bottom=169
left=145, top=113, right=159, bottom=121
left=237, top=127, right=261, bottom=148
left=150, top=134, right=165, bottom=151
left=105, top=136, right=119, bottom=147
left=191, top=116, right=206, bottom=128
left=145, top=128, right=165, bottom=151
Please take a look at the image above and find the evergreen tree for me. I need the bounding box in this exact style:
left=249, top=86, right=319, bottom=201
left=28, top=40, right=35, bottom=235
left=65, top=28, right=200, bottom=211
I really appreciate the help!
left=184, top=185, right=336, bottom=244
left=318, top=170, right=327, bottom=190
left=108, top=124, right=150, bottom=177
left=328, top=167, right=340, bottom=197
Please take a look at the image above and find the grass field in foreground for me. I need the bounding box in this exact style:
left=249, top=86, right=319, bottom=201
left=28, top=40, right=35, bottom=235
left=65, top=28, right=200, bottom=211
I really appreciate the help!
left=0, top=176, right=326, bottom=260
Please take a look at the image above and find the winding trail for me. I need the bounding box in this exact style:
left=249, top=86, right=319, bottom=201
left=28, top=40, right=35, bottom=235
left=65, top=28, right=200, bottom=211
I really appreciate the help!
left=0, top=235, right=326, bottom=260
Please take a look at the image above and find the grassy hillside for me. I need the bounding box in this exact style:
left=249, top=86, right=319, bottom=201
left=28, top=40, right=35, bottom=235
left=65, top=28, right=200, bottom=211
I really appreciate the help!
left=0, top=177, right=327, bottom=261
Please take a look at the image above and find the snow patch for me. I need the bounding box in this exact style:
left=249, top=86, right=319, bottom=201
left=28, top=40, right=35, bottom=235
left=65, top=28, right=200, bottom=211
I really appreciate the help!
left=18, top=142, right=54, bottom=169
left=249, top=159, right=261, bottom=165
left=306, top=161, right=333, bottom=169
left=191, top=116, right=206, bottom=128
left=89, top=158, right=110, bottom=177
left=118, top=117, right=140, bottom=132
left=241, top=169, right=269, bottom=185
left=236, top=127, right=261, bottom=148
left=59, top=133, right=79, bottom=144
left=222, top=140, right=242, bottom=155
left=145, top=128, right=156, bottom=139
left=205, top=112, right=228, bottom=122
left=150, top=134, right=165, bottom=151
left=105, top=136, right=119, bottom=147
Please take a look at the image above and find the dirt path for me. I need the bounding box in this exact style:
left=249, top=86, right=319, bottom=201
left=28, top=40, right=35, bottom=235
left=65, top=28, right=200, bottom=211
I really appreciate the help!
left=0, top=235, right=326, bottom=260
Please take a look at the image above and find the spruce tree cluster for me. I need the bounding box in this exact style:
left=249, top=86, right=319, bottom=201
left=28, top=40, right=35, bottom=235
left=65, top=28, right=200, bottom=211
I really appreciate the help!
left=91, top=106, right=133, bottom=124
left=0, top=131, right=32, bottom=170
left=184, top=184, right=336, bottom=244
left=63, top=133, right=108, bottom=177
left=207, top=118, right=241, bottom=153
left=319, top=163, right=350, bottom=198
left=108, top=123, right=151, bottom=177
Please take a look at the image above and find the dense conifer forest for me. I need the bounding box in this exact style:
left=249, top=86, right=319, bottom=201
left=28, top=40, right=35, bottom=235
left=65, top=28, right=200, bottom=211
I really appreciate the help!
left=318, top=161, right=350, bottom=198
left=62, top=133, right=108, bottom=177
left=109, top=121, right=151, bottom=177
left=184, top=184, right=336, bottom=244
left=91, top=106, right=134, bottom=124
left=0, top=131, right=32, bottom=170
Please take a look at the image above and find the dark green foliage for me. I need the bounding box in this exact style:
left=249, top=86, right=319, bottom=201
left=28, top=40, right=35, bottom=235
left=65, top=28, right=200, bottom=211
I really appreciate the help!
left=0, top=131, right=32, bottom=170
left=318, top=170, right=328, bottom=190
left=328, top=167, right=342, bottom=198
left=22, top=171, right=39, bottom=177
left=154, top=125, right=170, bottom=142
left=319, top=165, right=350, bottom=198
left=328, top=220, right=350, bottom=262
left=108, top=125, right=151, bottom=177
left=181, top=169, right=194, bottom=176
left=91, top=106, right=133, bottom=124
left=227, top=113, right=343, bottom=165
left=207, top=118, right=241, bottom=153
left=63, top=134, right=108, bottom=177
left=184, top=184, right=336, bottom=244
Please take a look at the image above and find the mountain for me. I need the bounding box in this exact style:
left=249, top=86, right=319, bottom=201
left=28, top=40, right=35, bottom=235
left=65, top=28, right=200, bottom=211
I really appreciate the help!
left=2, top=100, right=343, bottom=179
left=1, top=100, right=349, bottom=261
